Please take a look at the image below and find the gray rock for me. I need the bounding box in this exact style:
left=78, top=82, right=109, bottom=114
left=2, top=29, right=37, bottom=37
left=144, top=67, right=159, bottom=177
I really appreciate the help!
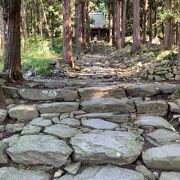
left=70, top=131, right=144, bottom=165
left=18, top=88, right=78, bottom=101
left=58, top=165, right=145, bottom=180
left=136, top=101, right=168, bottom=116
left=3, top=134, right=20, bottom=147
left=38, top=102, right=79, bottom=114
left=81, top=98, right=135, bottom=113
left=0, top=125, right=5, bottom=133
left=126, top=84, right=159, bottom=97
left=6, top=123, right=25, bottom=133
left=0, top=167, right=50, bottom=180
left=21, top=125, right=42, bottom=135
left=8, top=105, right=38, bottom=122
left=30, top=118, right=53, bottom=127
left=44, top=124, right=81, bottom=139
left=160, top=172, right=180, bottom=180
left=64, top=162, right=81, bottom=175
left=0, top=109, right=7, bottom=123
left=135, top=115, right=174, bottom=131
left=7, top=135, right=72, bottom=167
left=41, top=113, right=60, bottom=119
left=169, top=102, right=180, bottom=114
left=143, top=143, right=180, bottom=171
left=76, top=113, right=129, bottom=123
left=82, top=119, right=119, bottom=129
left=78, top=86, right=126, bottom=101
left=146, top=129, right=180, bottom=146
left=0, top=141, right=8, bottom=164
left=136, top=165, right=156, bottom=180
left=59, top=118, right=81, bottom=127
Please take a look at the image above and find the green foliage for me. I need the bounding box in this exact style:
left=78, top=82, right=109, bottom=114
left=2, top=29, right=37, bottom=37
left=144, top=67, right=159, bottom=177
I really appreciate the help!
left=156, top=50, right=178, bottom=61
left=160, top=10, right=176, bottom=21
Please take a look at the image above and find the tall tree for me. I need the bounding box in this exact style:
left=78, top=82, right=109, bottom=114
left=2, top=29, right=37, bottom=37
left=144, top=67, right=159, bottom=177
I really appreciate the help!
left=121, top=0, right=127, bottom=47
left=114, top=0, right=123, bottom=49
left=75, top=0, right=83, bottom=55
left=133, top=0, right=141, bottom=52
left=63, top=0, right=74, bottom=67
left=6, top=0, right=23, bottom=81
left=164, top=0, right=173, bottom=50
left=21, top=0, right=28, bottom=51
left=143, top=0, right=148, bottom=43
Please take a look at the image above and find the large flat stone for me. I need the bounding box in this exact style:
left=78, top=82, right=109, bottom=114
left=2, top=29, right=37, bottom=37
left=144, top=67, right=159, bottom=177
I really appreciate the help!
left=136, top=101, right=168, bottom=116
left=58, top=165, right=145, bottom=180
left=30, top=118, right=53, bottom=127
left=126, top=84, right=159, bottom=97
left=146, top=129, right=180, bottom=146
left=0, top=167, right=50, bottom=180
left=160, top=172, right=180, bottom=180
left=135, top=115, right=174, bottom=130
left=18, top=89, right=78, bottom=101
left=76, top=113, right=130, bottom=123
left=70, top=131, right=144, bottom=165
left=44, top=124, right=81, bottom=139
left=143, top=144, right=180, bottom=171
left=81, top=98, right=135, bottom=113
left=8, top=105, right=39, bottom=122
left=82, top=119, right=119, bottom=129
left=38, top=102, right=79, bottom=114
left=78, top=86, right=126, bottom=101
left=7, top=135, right=72, bottom=167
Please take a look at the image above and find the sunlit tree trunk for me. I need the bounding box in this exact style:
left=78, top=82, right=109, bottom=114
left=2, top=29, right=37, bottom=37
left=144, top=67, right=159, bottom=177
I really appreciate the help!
left=164, top=0, right=173, bottom=50
left=133, top=0, right=141, bottom=52
left=143, top=0, right=148, bottom=43
left=6, top=0, right=23, bottom=81
left=75, top=0, right=83, bottom=55
left=1, top=9, right=7, bottom=50
left=63, top=0, right=74, bottom=67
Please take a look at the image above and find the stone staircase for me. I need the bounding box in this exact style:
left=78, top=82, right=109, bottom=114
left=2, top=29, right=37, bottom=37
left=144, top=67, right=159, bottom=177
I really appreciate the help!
left=0, top=82, right=180, bottom=180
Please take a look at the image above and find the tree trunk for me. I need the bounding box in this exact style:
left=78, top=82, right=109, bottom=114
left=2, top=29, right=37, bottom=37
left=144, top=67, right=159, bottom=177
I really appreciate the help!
left=164, top=0, right=173, bottom=50
left=114, top=0, right=122, bottom=49
left=75, top=0, right=83, bottom=55
left=122, top=0, right=127, bottom=47
left=85, top=0, right=90, bottom=46
left=21, top=0, right=28, bottom=51
left=1, top=9, right=7, bottom=50
left=143, top=0, right=148, bottom=43
left=149, top=4, right=152, bottom=42
left=133, top=0, right=141, bottom=52
left=112, top=1, right=116, bottom=46
left=154, top=6, right=157, bottom=37
left=0, top=85, right=5, bottom=108
left=6, top=0, right=23, bottom=81
left=82, top=2, right=86, bottom=48
left=63, top=0, right=74, bottom=67
left=108, top=2, right=113, bottom=45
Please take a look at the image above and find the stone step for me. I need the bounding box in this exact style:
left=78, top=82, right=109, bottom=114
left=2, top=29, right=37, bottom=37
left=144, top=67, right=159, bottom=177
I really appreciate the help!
left=70, top=130, right=144, bottom=166
left=81, top=98, right=136, bottom=113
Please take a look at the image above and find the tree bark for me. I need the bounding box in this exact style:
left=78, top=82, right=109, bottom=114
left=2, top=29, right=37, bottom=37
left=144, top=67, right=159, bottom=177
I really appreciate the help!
left=63, top=0, right=74, bottom=67
left=85, top=0, right=90, bottom=46
left=149, top=3, right=152, bottom=42
left=143, top=0, right=148, bottom=43
left=164, top=0, right=173, bottom=50
left=108, top=2, right=113, bottom=45
left=6, top=0, right=23, bottom=81
left=114, top=0, right=122, bottom=49
left=133, top=0, right=141, bottom=52
left=21, top=0, right=28, bottom=51
left=75, top=0, right=83, bottom=55
left=122, top=0, right=127, bottom=47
